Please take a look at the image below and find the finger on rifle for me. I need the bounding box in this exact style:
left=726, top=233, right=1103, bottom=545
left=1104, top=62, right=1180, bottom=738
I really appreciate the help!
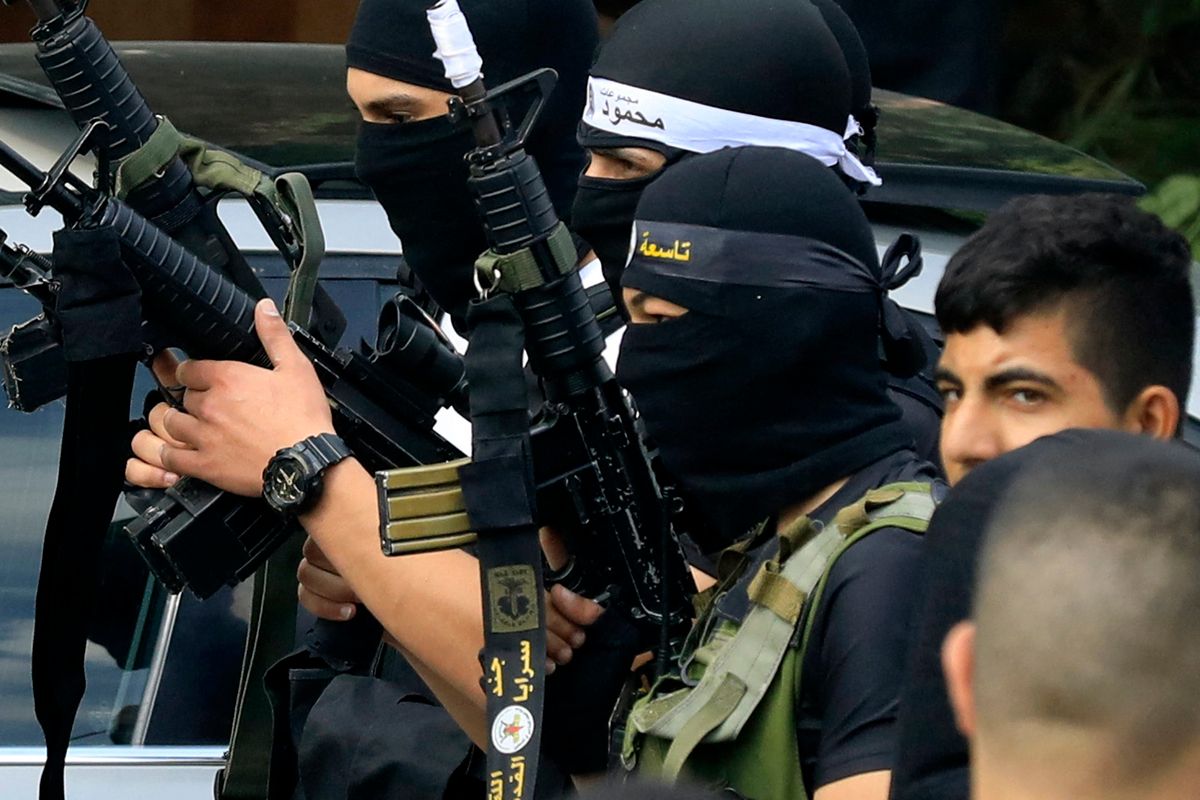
left=545, top=629, right=575, bottom=667
left=255, top=299, right=301, bottom=370
left=150, top=349, right=183, bottom=383
left=158, top=405, right=204, bottom=448
left=125, top=456, right=179, bottom=490
left=157, top=444, right=206, bottom=483
left=301, top=536, right=337, bottom=573
left=151, top=350, right=186, bottom=403
left=550, top=583, right=605, bottom=627
left=298, top=583, right=357, bottom=622
left=297, top=557, right=360, bottom=606
left=547, top=594, right=588, bottom=651
left=174, top=358, right=223, bottom=392
left=132, top=428, right=171, bottom=468
left=147, top=402, right=193, bottom=448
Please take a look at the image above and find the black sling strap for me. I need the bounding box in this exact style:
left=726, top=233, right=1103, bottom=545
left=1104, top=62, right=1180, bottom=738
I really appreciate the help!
left=218, top=530, right=304, bottom=800
left=458, top=295, right=546, bottom=800
left=33, top=225, right=142, bottom=800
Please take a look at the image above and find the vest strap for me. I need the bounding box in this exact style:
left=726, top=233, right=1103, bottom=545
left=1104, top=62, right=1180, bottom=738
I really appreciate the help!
left=661, top=673, right=746, bottom=780
left=626, top=482, right=938, bottom=779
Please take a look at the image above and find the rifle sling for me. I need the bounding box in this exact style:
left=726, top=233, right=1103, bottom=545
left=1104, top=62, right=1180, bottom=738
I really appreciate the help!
left=458, top=295, right=546, bottom=800
left=219, top=297, right=316, bottom=800
left=219, top=530, right=304, bottom=800
left=33, top=226, right=142, bottom=800
left=114, top=116, right=325, bottom=329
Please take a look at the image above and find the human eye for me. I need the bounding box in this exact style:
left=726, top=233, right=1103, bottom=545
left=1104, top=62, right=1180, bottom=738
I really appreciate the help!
left=1007, top=386, right=1048, bottom=408
left=936, top=382, right=962, bottom=404
left=613, top=157, right=646, bottom=180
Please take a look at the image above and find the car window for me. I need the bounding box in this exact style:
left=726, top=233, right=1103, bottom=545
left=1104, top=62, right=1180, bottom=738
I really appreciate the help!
left=0, top=262, right=401, bottom=748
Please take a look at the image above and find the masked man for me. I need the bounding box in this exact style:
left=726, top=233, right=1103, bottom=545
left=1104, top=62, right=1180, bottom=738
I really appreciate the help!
left=570, top=0, right=942, bottom=465
left=548, top=145, right=943, bottom=800
left=127, top=143, right=939, bottom=800
left=126, top=1, right=598, bottom=797
left=345, top=0, right=596, bottom=331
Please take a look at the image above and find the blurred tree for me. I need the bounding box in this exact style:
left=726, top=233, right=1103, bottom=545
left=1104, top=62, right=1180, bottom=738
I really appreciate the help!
left=1001, top=0, right=1199, bottom=184
left=1000, top=0, right=1199, bottom=251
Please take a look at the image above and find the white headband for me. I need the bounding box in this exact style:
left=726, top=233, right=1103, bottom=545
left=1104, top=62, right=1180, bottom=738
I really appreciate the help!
left=583, top=77, right=881, bottom=187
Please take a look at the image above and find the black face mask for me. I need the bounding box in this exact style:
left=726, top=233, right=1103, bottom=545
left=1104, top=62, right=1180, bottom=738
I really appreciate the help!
left=617, top=286, right=908, bottom=552
left=571, top=172, right=657, bottom=309
left=614, top=142, right=916, bottom=552
left=355, top=118, right=485, bottom=328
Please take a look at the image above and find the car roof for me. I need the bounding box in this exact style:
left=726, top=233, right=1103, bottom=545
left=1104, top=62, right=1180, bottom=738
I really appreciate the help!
left=0, top=42, right=357, bottom=178
left=0, top=41, right=1142, bottom=211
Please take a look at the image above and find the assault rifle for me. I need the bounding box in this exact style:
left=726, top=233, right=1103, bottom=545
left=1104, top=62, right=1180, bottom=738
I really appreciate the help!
left=0, top=135, right=467, bottom=598
left=432, top=1, right=697, bottom=664
left=1, top=0, right=345, bottom=412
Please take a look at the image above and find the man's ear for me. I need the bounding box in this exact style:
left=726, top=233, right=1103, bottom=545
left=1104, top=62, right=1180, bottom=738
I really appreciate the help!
left=1122, top=385, right=1181, bottom=440
left=942, top=621, right=977, bottom=739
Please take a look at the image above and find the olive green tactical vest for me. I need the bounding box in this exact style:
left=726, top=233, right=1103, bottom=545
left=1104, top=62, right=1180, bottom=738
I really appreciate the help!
left=621, top=482, right=937, bottom=800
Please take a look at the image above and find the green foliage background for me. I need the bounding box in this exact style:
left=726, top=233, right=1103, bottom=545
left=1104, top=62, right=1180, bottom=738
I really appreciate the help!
left=1000, top=0, right=1200, bottom=256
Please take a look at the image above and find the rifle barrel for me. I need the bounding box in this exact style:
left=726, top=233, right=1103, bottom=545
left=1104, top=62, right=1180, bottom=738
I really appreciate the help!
left=26, top=0, right=63, bottom=23
left=0, top=140, right=85, bottom=220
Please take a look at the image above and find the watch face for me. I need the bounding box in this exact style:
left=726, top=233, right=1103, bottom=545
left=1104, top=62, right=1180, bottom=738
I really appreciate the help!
left=266, top=455, right=309, bottom=510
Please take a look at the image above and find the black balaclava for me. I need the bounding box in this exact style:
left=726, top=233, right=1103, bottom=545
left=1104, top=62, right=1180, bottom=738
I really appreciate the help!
left=571, top=0, right=861, bottom=303
left=347, top=0, right=598, bottom=327
left=616, top=147, right=911, bottom=551
left=812, top=0, right=879, bottom=165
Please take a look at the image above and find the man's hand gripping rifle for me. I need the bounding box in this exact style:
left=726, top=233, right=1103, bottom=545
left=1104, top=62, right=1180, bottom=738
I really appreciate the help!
left=0, top=135, right=468, bottom=599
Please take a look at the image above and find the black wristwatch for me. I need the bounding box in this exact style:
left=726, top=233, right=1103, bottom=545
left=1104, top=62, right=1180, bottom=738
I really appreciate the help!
left=262, top=433, right=352, bottom=516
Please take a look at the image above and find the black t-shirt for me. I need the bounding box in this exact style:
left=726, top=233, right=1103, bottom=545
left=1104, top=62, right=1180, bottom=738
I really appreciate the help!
left=710, top=449, right=941, bottom=793
left=889, top=448, right=1031, bottom=800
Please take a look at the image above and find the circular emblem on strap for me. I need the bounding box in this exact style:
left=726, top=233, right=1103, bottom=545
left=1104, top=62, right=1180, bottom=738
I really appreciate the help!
left=491, top=704, right=535, bottom=754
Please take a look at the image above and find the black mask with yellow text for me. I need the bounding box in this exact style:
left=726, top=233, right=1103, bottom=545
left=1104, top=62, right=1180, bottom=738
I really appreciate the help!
left=616, top=148, right=910, bottom=551
left=574, top=0, right=855, bottom=305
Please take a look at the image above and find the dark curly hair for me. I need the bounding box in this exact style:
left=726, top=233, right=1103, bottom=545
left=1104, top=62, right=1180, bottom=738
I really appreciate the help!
left=936, top=193, right=1195, bottom=413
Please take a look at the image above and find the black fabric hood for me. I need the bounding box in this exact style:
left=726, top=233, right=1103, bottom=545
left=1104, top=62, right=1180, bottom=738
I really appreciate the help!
left=617, top=147, right=909, bottom=544
left=346, top=0, right=598, bottom=218
left=580, top=0, right=851, bottom=150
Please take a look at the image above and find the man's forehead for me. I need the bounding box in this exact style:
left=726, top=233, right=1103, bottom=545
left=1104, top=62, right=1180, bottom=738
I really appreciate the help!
left=939, top=312, right=1087, bottom=381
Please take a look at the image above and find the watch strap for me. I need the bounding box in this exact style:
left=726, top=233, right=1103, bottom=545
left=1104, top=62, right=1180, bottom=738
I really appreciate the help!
left=297, top=432, right=352, bottom=471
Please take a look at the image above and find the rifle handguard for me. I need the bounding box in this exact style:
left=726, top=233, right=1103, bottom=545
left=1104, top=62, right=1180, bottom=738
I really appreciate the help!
left=376, top=458, right=477, bottom=555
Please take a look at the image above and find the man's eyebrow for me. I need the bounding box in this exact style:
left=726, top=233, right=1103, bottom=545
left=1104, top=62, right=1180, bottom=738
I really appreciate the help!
left=361, top=92, right=421, bottom=116
left=934, top=366, right=962, bottom=385
left=625, top=289, right=648, bottom=313
left=983, top=366, right=1062, bottom=393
